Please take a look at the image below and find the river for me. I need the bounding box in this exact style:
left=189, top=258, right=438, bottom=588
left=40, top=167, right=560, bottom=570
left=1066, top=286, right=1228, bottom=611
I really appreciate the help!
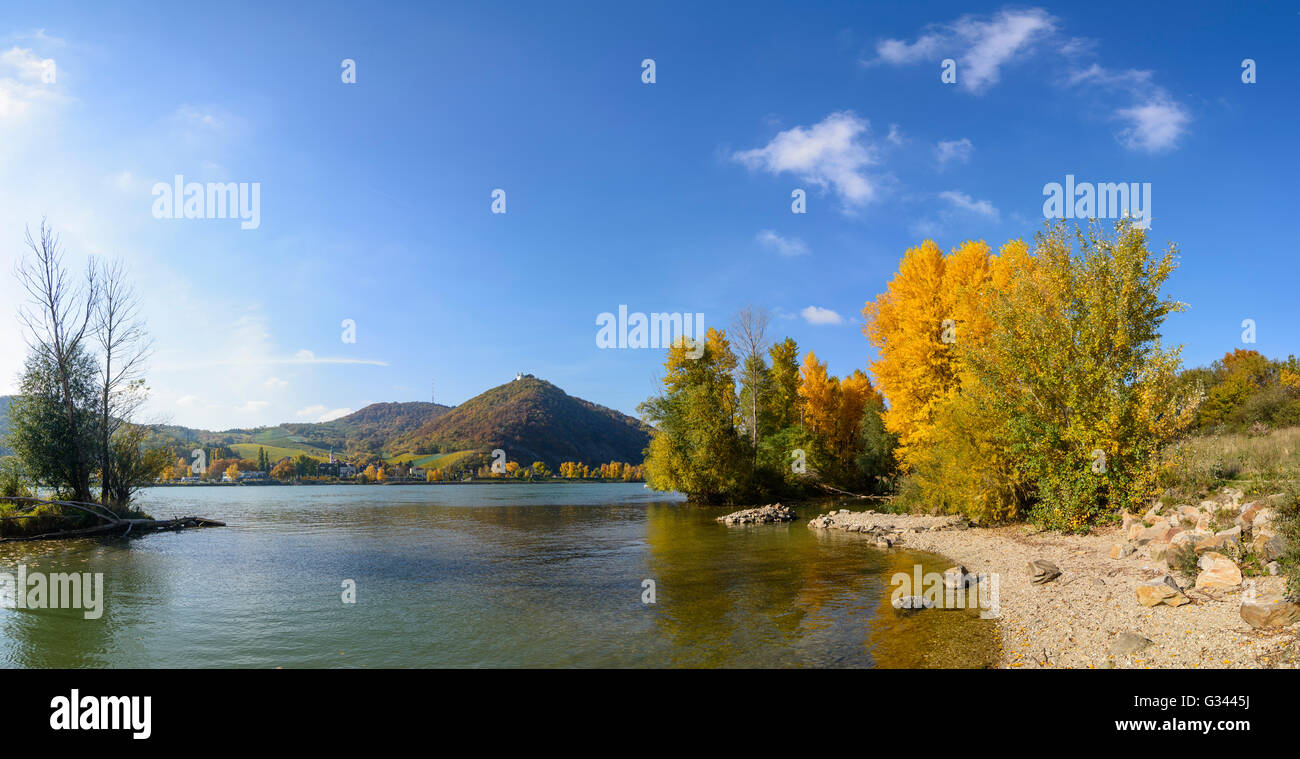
left=0, top=483, right=996, bottom=668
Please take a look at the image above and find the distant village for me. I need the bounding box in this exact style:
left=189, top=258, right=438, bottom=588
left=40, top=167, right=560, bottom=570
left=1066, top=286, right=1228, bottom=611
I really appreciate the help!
left=159, top=446, right=645, bottom=486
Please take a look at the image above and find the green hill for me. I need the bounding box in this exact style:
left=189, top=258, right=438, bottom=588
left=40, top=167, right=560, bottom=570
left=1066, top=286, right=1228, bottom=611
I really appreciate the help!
left=395, top=377, right=651, bottom=468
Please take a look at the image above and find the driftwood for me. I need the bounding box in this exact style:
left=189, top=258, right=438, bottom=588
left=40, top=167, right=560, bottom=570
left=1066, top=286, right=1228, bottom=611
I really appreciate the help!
left=0, top=496, right=224, bottom=543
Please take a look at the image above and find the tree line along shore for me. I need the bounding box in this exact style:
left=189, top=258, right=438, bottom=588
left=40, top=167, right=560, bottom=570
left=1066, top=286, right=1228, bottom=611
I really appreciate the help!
left=643, top=220, right=1298, bottom=618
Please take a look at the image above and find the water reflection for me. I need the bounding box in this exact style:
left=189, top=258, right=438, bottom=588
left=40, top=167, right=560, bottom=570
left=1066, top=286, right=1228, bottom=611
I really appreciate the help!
left=0, top=484, right=996, bottom=668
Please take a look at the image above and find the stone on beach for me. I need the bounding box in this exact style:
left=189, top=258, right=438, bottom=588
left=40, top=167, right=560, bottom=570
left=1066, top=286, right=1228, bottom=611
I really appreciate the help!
left=1109, top=632, right=1153, bottom=656
left=1136, top=574, right=1190, bottom=607
left=1026, top=559, right=1061, bottom=584
left=1240, top=591, right=1300, bottom=629
left=1194, top=552, right=1242, bottom=590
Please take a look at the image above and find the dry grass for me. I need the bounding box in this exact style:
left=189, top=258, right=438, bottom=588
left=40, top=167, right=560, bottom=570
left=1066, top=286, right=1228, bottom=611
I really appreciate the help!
left=1159, top=426, right=1300, bottom=498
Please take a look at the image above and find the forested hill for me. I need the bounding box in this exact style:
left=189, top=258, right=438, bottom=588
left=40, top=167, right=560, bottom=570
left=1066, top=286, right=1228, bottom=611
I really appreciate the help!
left=2, top=380, right=651, bottom=468
left=396, top=377, right=652, bottom=468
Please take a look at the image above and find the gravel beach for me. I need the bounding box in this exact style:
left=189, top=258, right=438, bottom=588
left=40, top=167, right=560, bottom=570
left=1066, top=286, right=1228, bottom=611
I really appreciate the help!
left=806, top=507, right=1300, bottom=669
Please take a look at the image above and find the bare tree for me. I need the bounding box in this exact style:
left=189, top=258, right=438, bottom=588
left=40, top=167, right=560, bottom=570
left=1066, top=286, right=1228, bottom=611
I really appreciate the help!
left=15, top=220, right=99, bottom=503
left=730, top=305, right=772, bottom=458
left=94, top=258, right=153, bottom=506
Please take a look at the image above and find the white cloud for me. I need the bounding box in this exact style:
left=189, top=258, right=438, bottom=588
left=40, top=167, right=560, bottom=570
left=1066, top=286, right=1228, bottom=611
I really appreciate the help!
left=317, top=407, right=351, bottom=423
left=1068, top=65, right=1190, bottom=153
left=886, top=124, right=904, bottom=146
left=800, top=306, right=844, bottom=325
left=934, top=138, right=973, bottom=167
left=154, top=350, right=387, bottom=371
left=870, top=8, right=1056, bottom=93
left=177, top=395, right=199, bottom=407
left=0, top=46, right=63, bottom=121
left=265, top=376, right=288, bottom=389
left=297, top=404, right=351, bottom=423
left=236, top=400, right=269, bottom=413
left=756, top=229, right=809, bottom=257
left=12, top=29, right=66, bottom=47
left=939, top=190, right=1000, bottom=220
left=1116, top=97, right=1190, bottom=153
left=732, top=111, right=879, bottom=208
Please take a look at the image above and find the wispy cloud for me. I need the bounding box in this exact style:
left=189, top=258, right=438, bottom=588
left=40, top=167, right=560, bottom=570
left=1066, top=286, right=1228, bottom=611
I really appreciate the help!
left=800, top=305, right=844, bottom=325
left=0, top=45, right=64, bottom=121
left=756, top=229, right=809, bottom=257
left=1069, top=65, right=1190, bottom=152
left=939, top=190, right=999, bottom=220
left=155, top=350, right=388, bottom=372
left=236, top=400, right=269, bottom=413
left=297, top=405, right=351, bottom=423
left=732, top=111, right=879, bottom=208
left=934, top=138, right=973, bottom=168
left=868, top=8, right=1056, bottom=93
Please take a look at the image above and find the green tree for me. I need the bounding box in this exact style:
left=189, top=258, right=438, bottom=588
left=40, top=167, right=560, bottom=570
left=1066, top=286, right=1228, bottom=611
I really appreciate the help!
left=767, top=337, right=802, bottom=429
left=961, top=220, right=1195, bottom=529
left=639, top=328, right=751, bottom=503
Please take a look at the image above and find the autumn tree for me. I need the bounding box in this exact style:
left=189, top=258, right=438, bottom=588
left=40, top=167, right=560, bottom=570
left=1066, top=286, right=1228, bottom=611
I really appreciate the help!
left=960, top=220, right=1194, bottom=529
left=639, top=329, right=751, bottom=503
left=271, top=458, right=294, bottom=480
left=862, top=239, right=996, bottom=471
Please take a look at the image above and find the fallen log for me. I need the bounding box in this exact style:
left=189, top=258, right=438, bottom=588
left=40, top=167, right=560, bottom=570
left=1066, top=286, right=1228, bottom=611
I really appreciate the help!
left=0, top=516, right=226, bottom=543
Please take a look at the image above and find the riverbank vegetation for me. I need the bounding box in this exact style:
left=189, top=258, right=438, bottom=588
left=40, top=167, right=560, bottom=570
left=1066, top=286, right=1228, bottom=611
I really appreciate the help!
left=640, top=220, right=1293, bottom=535
left=638, top=311, right=895, bottom=504
left=1, top=222, right=164, bottom=537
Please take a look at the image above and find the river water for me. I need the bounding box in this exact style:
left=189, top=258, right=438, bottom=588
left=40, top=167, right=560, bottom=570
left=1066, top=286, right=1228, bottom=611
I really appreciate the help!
left=0, top=483, right=997, bottom=668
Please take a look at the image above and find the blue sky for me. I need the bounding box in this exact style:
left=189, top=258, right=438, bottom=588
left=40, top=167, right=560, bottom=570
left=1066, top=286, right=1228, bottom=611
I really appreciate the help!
left=0, top=1, right=1297, bottom=431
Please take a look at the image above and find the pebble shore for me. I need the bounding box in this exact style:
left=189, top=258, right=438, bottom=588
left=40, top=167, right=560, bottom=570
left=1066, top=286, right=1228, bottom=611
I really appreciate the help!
left=795, top=504, right=1300, bottom=669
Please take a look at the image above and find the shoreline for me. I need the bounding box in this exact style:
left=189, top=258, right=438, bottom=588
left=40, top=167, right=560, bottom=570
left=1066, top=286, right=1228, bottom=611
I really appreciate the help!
left=147, top=479, right=647, bottom=487
left=802, top=507, right=1299, bottom=669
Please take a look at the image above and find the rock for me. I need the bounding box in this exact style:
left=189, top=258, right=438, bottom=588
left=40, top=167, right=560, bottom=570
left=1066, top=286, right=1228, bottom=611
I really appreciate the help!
left=1171, top=530, right=1209, bottom=548
left=1252, top=530, right=1286, bottom=562
left=1136, top=522, right=1177, bottom=545
left=1252, top=508, right=1277, bottom=531
left=892, top=595, right=934, bottom=614
left=1149, top=543, right=1168, bottom=562
left=1240, top=591, right=1300, bottom=629
left=942, top=565, right=977, bottom=590
left=1110, top=542, right=1136, bottom=559
left=1237, top=501, right=1262, bottom=528
left=1109, top=632, right=1153, bottom=656
left=1195, top=552, right=1242, bottom=589
left=1265, top=561, right=1281, bottom=576
left=1220, top=487, right=1244, bottom=506
left=1026, top=559, right=1062, bottom=584
left=717, top=503, right=798, bottom=525
left=1199, top=500, right=1219, bottom=513
left=1136, top=575, right=1190, bottom=607
left=1122, top=512, right=1141, bottom=530
left=1194, top=529, right=1240, bottom=554
left=874, top=537, right=893, bottom=549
